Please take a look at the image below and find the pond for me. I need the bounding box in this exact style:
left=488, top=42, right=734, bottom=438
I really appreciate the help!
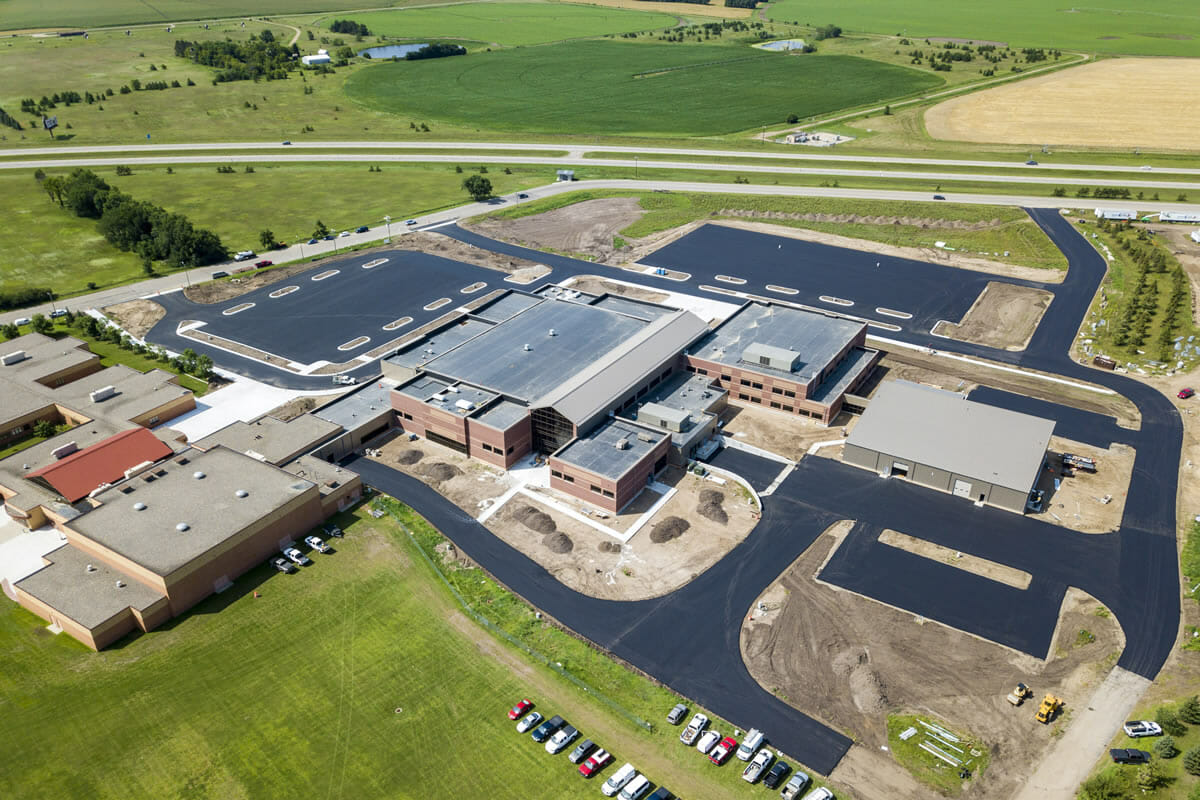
left=358, top=43, right=429, bottom=59
left=758, top=39, right=807, bottom=52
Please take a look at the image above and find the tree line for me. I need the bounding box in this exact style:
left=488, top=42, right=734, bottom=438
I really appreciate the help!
left=174, top=31, right=299, bottom=82
left=36, top=169, right=227, bottom=270
left=405, top=43, right=466, bottom=60
left=329, top=19, right=371, bottom=36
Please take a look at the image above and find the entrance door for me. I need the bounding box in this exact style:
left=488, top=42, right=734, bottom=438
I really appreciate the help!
left=952, top=479, right=972, bottom=498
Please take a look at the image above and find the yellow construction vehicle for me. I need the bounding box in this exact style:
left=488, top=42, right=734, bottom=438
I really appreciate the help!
left=1035, top=694, right=1063, bottom=724
left=1006, top=683, right=1032, bottom=706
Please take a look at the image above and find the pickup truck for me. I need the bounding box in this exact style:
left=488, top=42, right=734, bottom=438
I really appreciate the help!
left=780, top=772, right=812, bottom=800
left=679, top=713, right=708, bottom=745
left=531, top=714, right=564, bottom=743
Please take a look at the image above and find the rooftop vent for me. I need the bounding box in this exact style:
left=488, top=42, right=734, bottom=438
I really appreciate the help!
left=455, top=399, right=475, bottom=411
left=235, top=489, right=248, bottom=498
left=636, top=432, right=656, bottom=443
left=614, top=438, right=630, bottom=450
left=133, top=502, right=147, bottom=511
left=115, top=580, right=125, bottom=588
left=51, top=442, right=79, bottom=460
left=445, top=385, right=460, bottom=393
left=89, top=385, right=116, bottom=403
left=176, top=522, right=190, bottom=532
left=86, top=564, right=96, bottom=573
left=193, top=471, right=206, bottom=479
left=548, top=328, right=557, bottom=337
left=0, top=350, right=28, bottom=366
left=523, top=343, right=532, bottom=352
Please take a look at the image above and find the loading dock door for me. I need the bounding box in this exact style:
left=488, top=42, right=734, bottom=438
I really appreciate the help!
left=890, top=462, right=909, bottom=478
left=952, top=479, right=972, bottom=498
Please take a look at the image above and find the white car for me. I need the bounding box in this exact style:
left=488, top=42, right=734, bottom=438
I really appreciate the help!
left=742, top=748, right=773, bottom=783
left=14, top=317, right=31, bottom=326
left=516, top=711, right=542, bottom=733
left=1123, top=720, right=1163, bottom=738
left=545, top=725, right=579, bottom=754
left=338, top=231, right=351, bottom=238
left=601, top=763, right=637, bottom=797
left=304, top=535, right=331, bottom=553
left=49, top=309, right=68, bottom=318
left=405, top=218, right=418, bottom=225
left=695, top=729, right=720, bottom=755
left=282, top=547, right=311, bottom=566
left=680, top=713, right=708, bottom=745
left=801, top=788, right=834, bottom=800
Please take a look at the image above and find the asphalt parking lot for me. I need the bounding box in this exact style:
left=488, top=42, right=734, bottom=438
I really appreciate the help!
left=706, top=446, right=786, bottom=493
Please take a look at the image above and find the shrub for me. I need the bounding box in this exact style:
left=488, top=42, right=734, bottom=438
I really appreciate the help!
left=1184, top=746, right=1200, bottom=775
left=1154, top=735, right=1179, bottom=759
left=1156, top=707, right=1187, bottom=737
left=1180, top=696, right=1200, bottom=724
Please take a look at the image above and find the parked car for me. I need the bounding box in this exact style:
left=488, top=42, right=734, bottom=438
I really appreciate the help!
left=210, top=271, right=229, bottom=280
left=1178, top=388, right=1195, bottom=399
left=579, top=748, right=612, bottom=778
left=763, top=760, right=791, bottom=789
left=323, top=234, right=336, bottom=241
left=516, top=711, right=542, bottom=733
left=680, top=713, right=708, bottom=745
left=800, top=788, right=834, bottom=800
left=405, top=218, right=418, bottom=225
left=933, top=194, right=946, bottom=200
left=14, top=317, right=31, bottom=326
left=546, top=724, right=579, bottom=754
left=601, top=764, right=637, bottom=797
left=1025, top=159, right=1038, bottom=165
left=517, top=192, right=529, bottom=199
left=742, top=748, right=773, bottom=783
left=332, top=374, right=357, bottom=386
left=1111, top=748, right=1152, bottom=764
left=667, top=703, right=688, bottom=725
left=531, top=714, right=564, bottom=743
left=695, top=730, right=720, bottom=755
left=254, top=260, right=273, bottom=268
left=281, top=547, right=311, bottom=566
left=233, top=250, right=255, bottom=261
left=619, top=775, right=651, bottom=800
left=355, top=225, right=369, bottom=233
left=780, top=772, right=812, bottom=800
left=281, top=140, right=291, bottom=145
left=568, top=738, right=596, bottom=764
left=737, top=728, right=765, bottom=761
left=709, top=736, right=736, bottom=765
left=646, top=788, right=673, bottom=800
left=508, top=698, right=533, bottom=720
left=304, top=535, right=331, bottom=553
left=324, top=524, right=343, bottom=538
left=1123, top=720, right=1163, bottom=738
left=271, top=556, right=296, bottom=574
left=338, top=230, right=351, bottom=238
left=307, top=238, right=319, bottom=245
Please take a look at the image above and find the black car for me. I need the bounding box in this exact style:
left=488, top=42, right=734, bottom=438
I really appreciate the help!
left=568, top=739, right=596, bottom=764
left=933, top=194, right=946, bottom=200
left=646, top=789, right=673, bottom=800
left=763, top=760, right=791, bottom=789
left=517, top=192, right=529, bottom=199
left=531, top=714, right=564, bottom=743
left=1110, top=749, right=1151, bottom=764
left=325, top=524, right=343, bottom=538
left=323, top=234, right=336, bottom=241
left=355, top=225, right=369, bottom=233
left=271, top=556, right=296, bottom=574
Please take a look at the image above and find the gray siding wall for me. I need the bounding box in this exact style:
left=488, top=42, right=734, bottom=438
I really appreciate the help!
left=841, top=445, right=1029, bottom=514
left=841, top=443, right=879, bottom=471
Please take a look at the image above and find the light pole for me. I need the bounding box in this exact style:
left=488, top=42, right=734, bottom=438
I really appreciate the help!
left=634, top=156, right=638, bottom=180
left=384, top=215, right=392, bottom=244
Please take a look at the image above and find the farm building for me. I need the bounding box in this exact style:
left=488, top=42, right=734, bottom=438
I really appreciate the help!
left=302, top=49, right=332, bottom=66
left=842, top=380, right=1054, bottom=514
left=1094, top=208, right=1136, bottom=220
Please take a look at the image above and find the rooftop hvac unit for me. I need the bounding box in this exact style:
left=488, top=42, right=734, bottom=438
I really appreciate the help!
left=123, top=460, right=155, bottom=479
left=89, top=385, right=116, bottom=403
left=0, top=350, right=27, bottom=366
left=636, top=432, right=656, bottom=443
left=548, top=328, right=557, bottom=337
left=51, top=441, right=79, bottom=460
left=523, top=343, right=532, bottom=352
left=614, top=438, right=630, bottom=450
left=445, top=385, right=460, bottom=393
left=455, top=399, right=475, bottom=411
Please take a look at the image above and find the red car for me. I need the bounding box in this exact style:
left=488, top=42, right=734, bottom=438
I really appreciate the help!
left=709, top=736, right=736, bottom=765
left=1179, top=388, right=1195, bottom=399
left=579, top=748, right=612, bottom=777
left=254, top=259, right=273, bottom=268
left=508, top=698, right=533, bottom=720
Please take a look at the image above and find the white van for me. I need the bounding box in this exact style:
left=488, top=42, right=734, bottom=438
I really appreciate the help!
left=619, top=775, right=651, bottom=800
left=736, top=728, right=764, bottom=761
left=601, top=763, right=637, bottom=797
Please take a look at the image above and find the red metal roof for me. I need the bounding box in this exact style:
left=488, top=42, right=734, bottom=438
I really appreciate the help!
left=26, top=427, right=173, bottom=503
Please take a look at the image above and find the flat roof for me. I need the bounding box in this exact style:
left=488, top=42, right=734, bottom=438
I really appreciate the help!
left=193, top=414, right=341, bottom=466
left=0, top=334, right=97, bottom=384
left=283, top=454, right=358, bottom=496
left=15, top=544, right=164, bottom=630
left=422, top=299, right=649, bottom=403
left=398, top=374, right=451, bottom=401
left=313, top=379, right=395, bottom=431
left=552, top=419, right=667, bottom=481
left=0, top=380, right=53, bottom=426
left=386, top=317, right=495, bottom=370
left=846, top=380, right=1055, bottom=493
left=473, top=399, right=528, bottom=431
left=71, top=446, right=317, bottom=576
left=693, top=302, right=864, bottom=384
left=810, top=346, right=878, bottom=405
left=53, top=365, right=191, bottom=423
left=627, top=372, right=725, bottom=450
left=426, top=382, right=499, bottom=417
left=587, top=294, right=673, bottom=322
left=472, top=291, right=542, bottom=323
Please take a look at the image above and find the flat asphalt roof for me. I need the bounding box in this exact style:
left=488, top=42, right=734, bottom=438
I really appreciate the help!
left=627, top=372, right=725, bottom=451
left=0, top=334, right=97, bottom=384
left=422, top=299, right=648, bottom=403
left=811, top=346, right=878, bottom=404
left=472, top=291, right=542, bottom=323
left=387, top=317, right=495, bottom=370
left=71, top=447, right=317, bottom=576
left=693, top=302, right=864, bottom=385
left=398, top=374, right=451, bottom=401
left=552, top=419, right=667, bottom=481
left=473, top=399, right=528, bottom=431
left=313, top=380, right=396, bottom=431
left=53, top=365, right=192, bottom=423
left=587, top=294, right=673, bottom=322
left=0, top=380, right=52, bottom=426
left=847, top=380, right=1055, bottom=493
left=428, top=383, right=499, bottom=417
left=16, top=543, right=164, bottom=630
left=193, top=414, right=341, bottom=466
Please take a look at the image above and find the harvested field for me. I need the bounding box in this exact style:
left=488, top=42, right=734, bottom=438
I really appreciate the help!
left=649, top=516, right=690, bottom=544
left=744, top=524, right=1124, bottom=800
left=934, top=282, right=1054, bottom=351
left=467, top=198, right=645, bottom=263
left=102, top=299, right=165, bottom=339
left=697, top=489, right=728, bottom=524
left=925, top=58, right=1200, bottom=150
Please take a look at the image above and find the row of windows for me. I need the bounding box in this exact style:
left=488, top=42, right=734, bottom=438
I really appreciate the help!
left=736, top=394, right=763, bottom=404
left=399, top=411, right=414, bottom=421
left=551, top=469, right=576, bottom=484
left=771, top=387, right=797, bottom=398
left=769, top=402, right=795, bottom=413
left=738, top=379, right=764, bottom=390
left=481, top=443, right=514, bottom=455
left=590, top=484, right=615, bottom=499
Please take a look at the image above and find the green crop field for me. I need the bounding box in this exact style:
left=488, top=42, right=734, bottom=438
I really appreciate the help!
left=346, top=41, right=943, bottom=136
left=765, top=0, right=1200, bottom=57
left=322, top=3, right=677, bottom=47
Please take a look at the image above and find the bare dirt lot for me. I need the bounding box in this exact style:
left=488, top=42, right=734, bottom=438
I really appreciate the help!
left=371, top=435, right=511, bottom=516
left=101, top=299, right=166, bottom=339
left=934, top=282, right=1054, bottom=351
left=465, top=198, right=645, bottom=263
left=562, top=275, right=670, bottom=304
left=263, top=396, right=319, bottom=422
left=718, top=402, right=857, bottom=462
left=1032, top=438, right=1133, bottom=534
left=744, top=523, right=1124, bottom=800
left=924, top=58, right=1200, bottom=149
left=878, top=529, right=1031, bottom=589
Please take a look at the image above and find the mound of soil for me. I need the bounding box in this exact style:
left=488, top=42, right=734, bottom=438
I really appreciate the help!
left=421, top=462, right=461, bottom=483
left=832, top=650, right=889, bottom=714
left=543, top=532, right=574, bottom=554
left=395, top=449, right=424, bottom=465
left=513, top=504, right=557, bottom=534
left=697, top=489, right=728, bottom=525
left=597, top=541, right=622, bottom=554
left=649, top=516, right=690, bottom=544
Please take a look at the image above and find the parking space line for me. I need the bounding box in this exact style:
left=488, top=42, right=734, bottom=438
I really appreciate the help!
left=715, top=274, right=747, bottom=285
left=222, top=302, right=255, bottom=316
left=867, top=320, right=902, bottom=332
left=766, top=285, right=798, bottom=295
left=361, top=258, right=389, bottom=270
left=876, top=307, right=912, bottom=319
left=460, top=282, right=488, bottom=294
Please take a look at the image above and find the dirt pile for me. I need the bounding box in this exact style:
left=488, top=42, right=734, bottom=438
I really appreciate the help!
left=395, top=449, right=424, bottom=466
left=650, top=516, right=690, bottom=544
left=465, top=198, right=644, bottom=263
left=833, top=649, right=889, bottom=714
left=101, top=299, right=166, bottom=339
left=543, top=532, right=574, bottom=554
left=718, top=208, right=1002, bottom=231
left=513, top=504, right=557, bottom=534
left=697, top=489, right=728, bottom=525
left=597, top=541, right=622, bottom=554
left=420, top=462, right=461, bottom=483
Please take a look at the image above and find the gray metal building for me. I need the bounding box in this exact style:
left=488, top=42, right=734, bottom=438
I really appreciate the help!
left=842, top=380, right=1054, bottom=514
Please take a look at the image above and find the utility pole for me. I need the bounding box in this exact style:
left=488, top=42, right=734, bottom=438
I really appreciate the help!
left=384, top=215, right=392, bottom=243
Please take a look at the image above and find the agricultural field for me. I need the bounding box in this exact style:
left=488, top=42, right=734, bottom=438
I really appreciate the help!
left=345, top=41, right=943, bottom=136
left=924, top=59, right=1200, bottom=151
left=764, top=0, right=1200, bottom=57
left=316, top=3, right=677, bottom=47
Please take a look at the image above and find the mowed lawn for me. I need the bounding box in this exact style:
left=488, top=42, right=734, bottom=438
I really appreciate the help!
left=345, top=41, right=942, bottom=135
left=323, top=3, right=677, bottom=46
left=765, top=0, right=1200, bottom=57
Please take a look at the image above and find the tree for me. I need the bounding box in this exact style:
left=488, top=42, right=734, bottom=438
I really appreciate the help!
left=30, top=313, right=52, bottom=334
left=462, top=174, right=493, bottom=201
left=1078, top=770, right=1133, bottom=800
left=33, top=419, right=58, bottom=439
left=1155, top=735, right=1179, bottom=759
left=194, top=354, right=214, bottom=380
left=1156, top=707, right=1187, bottom=737
left=1184, top=745, right=1200, bottom=775
left=0, top=323, right=18, bottom=339
left=1137, top=759, right=1170, bottom=791
left=1180, top=696, right=1200, bottom=724
left=312, top=220, right=330, bottom=239
left=259, top=229, right=276, bottom=249
left=786, top=113, right=798, bottom=124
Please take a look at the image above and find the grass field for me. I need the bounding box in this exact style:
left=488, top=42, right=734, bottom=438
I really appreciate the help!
left=0, top=498, right=833, bottom=799
left=764, top=0, right=1200, bottom=57
left=321, top=3, right=677, bottom=46
left=886, top=714, right=989, bottom=795
left=1084, top=696, right=1200, bottom=799
left=345, top=40, right=942, bottom=135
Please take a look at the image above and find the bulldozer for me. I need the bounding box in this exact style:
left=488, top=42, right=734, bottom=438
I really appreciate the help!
left=1035, top=694, right=1064, bottom=724
left=1006, top=683, right=1032, bottom=706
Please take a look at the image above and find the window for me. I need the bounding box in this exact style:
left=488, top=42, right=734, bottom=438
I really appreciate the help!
left=636, top=386, right=648, bottom=398
left=739, top=379, right=751, bottom=387
left=551, top=469, right=563, bottom=479
left=738, top=393, right=749, bottom=401
left=697, top=368, right=707, bottom=376
left=751, top=382, right=763, bottom=390
left=481, top=443, right=495, bottom=453
left=399, top=411, right=413, bottom=421
left=602, top=489, right=614, bottom=498
left=659, top=420, right=668, bottom=428
left=686, top=365, right=695, bottom=373
left=750, top=397, right=761, bottom=404
left=782, top=405, right=793, bottom=413
left=721, top=374, right=731, bottom=383
left=590, top=484, right=603, bottom=495
left=770, top=402, right=781, bottom=409
left=784, top=390, right=796, bottom=398
left=771, top=387, right=783, bottom=395
left=563, top=474, right=574, bottom=483
left=9, top=425, right=25, bottom=435
left=147, top=416, right=160, bottom=425
left=506, top=446, right=513, bottom=454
